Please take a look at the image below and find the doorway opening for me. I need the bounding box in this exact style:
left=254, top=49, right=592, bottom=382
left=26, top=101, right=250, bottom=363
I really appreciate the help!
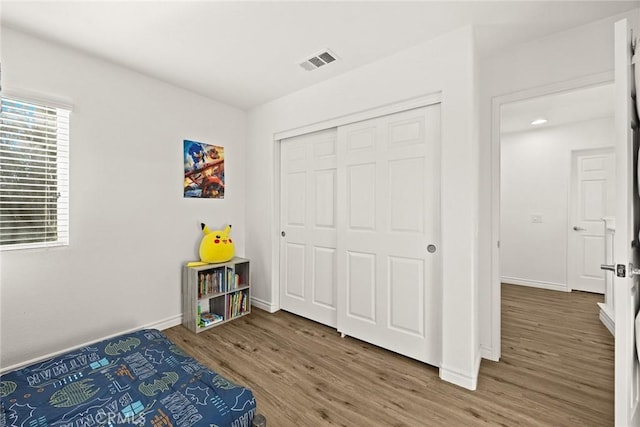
left=499, top=83, right=615, bottom=295
left=492, top=80, right=617, bottom=422
left=490, top=74, right=615, bottom=361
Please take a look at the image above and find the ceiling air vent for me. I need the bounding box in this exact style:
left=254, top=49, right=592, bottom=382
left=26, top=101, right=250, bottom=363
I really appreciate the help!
left=299, top=49, right=338, bottom=71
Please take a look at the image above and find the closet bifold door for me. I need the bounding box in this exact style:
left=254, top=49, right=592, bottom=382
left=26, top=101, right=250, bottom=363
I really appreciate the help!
left=336, top=104, right=442, bottom=366
left=280, top=128, right=338, bottom=328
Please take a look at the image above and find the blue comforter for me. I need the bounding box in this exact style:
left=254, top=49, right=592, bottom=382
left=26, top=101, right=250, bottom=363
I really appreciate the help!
left=0, top=329, right=256, bottom=427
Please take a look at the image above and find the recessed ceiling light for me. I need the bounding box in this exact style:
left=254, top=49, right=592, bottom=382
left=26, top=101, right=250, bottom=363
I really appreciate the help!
left=530, top=118, right=548, bottom=125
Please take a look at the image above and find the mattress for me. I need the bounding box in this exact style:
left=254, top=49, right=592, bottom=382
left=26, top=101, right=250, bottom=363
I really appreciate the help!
left=0, top=329, right=256, bottom=427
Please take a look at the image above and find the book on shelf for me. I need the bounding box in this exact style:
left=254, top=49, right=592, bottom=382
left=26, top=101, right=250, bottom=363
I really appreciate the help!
left=227, top=268, right=234, bottom=290
left=198, top=268, right=225, bottom=297
left=199, top=312, right=224, bottom=327
left=226, top=290, right=249, bottom=319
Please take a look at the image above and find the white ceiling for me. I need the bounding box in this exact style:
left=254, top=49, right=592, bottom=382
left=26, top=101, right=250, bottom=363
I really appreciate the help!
left=2, top=1, right=638, bottom=110
left=500, top=83, right=615, bottom=134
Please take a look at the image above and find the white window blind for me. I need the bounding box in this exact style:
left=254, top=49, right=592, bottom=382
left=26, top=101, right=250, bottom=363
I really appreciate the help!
left=0, top=96, right=70, bottom=249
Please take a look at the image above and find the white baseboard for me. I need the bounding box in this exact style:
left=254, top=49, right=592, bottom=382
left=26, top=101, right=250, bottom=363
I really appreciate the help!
left=0, top=314, right=183, bottom=375
left=439, top=351, right=481, bottom=391
left=251, top=297, right=278, bottom=313
left=480, top=344, right=499, bottom=362
left=597, top=302, right=615, bottom=335
left=153, top=314, right=183, bottom=331
left=502, top=276, right=569, bottom=292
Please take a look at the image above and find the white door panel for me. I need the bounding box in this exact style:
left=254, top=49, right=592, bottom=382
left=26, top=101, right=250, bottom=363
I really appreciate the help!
left=388, top=256, right=425, bottom=336
left=337, top=105, right=442, bottom=366
left=613, top=18, right=640, bottom=427
left=347, top=163, right=377, bottom=230
left=389, top=158, right=425, bottom=233
left=569, top=148, right=615, bottom=293
left=346, top=250, right=377, bottom=322
left=285, top=173, right=306, bottom=226
left=284, top=243, right=305, bottom=299
left=280, top=129, right=338, bottom=327
left=315, top=170, right=336, bottom=227
left=312, top=246, right=336, bottom=308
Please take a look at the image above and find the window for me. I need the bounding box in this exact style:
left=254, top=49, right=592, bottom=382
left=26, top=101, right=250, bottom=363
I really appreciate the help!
left=0, top=96, right=70, bottom=249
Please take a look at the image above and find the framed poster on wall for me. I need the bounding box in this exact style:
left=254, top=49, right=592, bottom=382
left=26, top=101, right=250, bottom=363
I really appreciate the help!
left=183, top=140, right=225, bottom=199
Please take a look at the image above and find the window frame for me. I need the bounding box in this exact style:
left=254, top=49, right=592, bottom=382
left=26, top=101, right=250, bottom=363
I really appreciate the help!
left=0, top=93, right=71, bottom=251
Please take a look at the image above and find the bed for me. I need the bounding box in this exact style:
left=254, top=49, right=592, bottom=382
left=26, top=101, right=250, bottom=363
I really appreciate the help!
left=0, top=329, right=264, bottom=427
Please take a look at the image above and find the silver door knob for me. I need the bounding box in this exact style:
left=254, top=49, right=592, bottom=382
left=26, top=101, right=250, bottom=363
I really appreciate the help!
left=573, top=226, right=586, bottom=231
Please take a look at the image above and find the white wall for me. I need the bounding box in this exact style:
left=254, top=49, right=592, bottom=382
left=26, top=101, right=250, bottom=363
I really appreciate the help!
left=0, top=28, right=247, bottom=369
left=5, top=7, right=633, bottom=384
left=246, top=27, right=481, bottom=389
left=478, top=8, right=639, bottom=357
left=500, top=118, right=614, bottom=289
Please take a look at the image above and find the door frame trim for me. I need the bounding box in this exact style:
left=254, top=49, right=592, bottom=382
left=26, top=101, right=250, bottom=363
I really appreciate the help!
left=274, top=92, right=442, bottom=141
left=272, top=92, right=443, bottom=313
left=490, top=71, right=614, bottom=362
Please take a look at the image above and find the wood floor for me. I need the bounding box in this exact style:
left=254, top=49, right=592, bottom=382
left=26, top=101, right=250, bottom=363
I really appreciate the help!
left=164, top=284, right=614, bottom=426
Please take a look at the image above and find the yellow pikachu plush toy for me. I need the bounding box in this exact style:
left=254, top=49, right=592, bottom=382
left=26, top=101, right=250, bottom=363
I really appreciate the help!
left=187, top=223, right=235, bottom=266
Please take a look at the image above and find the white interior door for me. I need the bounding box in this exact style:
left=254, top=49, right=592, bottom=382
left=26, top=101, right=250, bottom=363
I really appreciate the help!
left=612, top=18, right=640, bottom=427
left=336, top=105, right=442, bottom=366
left=280, top=129, right=338, bottom=327
left=569, top=148, right=615, bottom=293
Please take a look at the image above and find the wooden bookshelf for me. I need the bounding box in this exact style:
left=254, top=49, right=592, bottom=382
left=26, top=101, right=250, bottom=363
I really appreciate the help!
left=182, top=257, right=250, bottom=333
